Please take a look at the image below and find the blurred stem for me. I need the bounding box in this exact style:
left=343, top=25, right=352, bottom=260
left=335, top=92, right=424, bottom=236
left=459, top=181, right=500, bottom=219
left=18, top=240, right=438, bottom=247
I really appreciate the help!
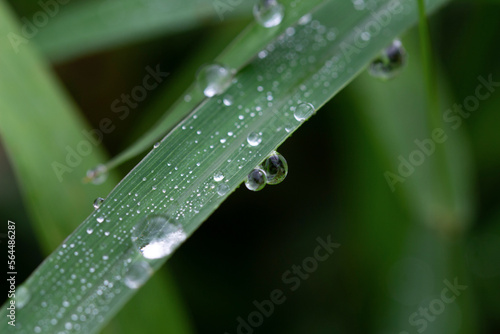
left=417, top=0, right=456, bottom=232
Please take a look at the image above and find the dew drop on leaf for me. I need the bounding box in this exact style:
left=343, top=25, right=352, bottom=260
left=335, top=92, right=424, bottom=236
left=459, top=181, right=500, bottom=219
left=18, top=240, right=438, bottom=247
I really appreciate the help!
left=85, top=164, right=108, bottom=185
left=253, top=0, right=285, bottom=28
left=93, top=197, right=104, bottom=210
left=261, top=151, right=288, bottom=185
left=294, top=102, right=315, bottom=121
left=214, top=171, right=225, bottom=182
left=124, top=261, right=152, bottom=289
left=245, top=168, right=267, bottom=191
left=217, top=183, right=230, bottom=196
left=247, top=132, right=262, bottom=146
left=131, top=215, right=186, bottom=260
left=197, top=63, right=234, bottom=97
left=16, top=286, right=30, bottom=309
left=369, top=39, right=407, bottom=80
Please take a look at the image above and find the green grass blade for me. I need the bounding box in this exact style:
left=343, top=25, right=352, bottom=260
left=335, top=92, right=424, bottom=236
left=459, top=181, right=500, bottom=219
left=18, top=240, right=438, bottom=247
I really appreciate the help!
left=0, top=2, right=191, bottom=333
left=95, top=0, right=328, bottom=176
left=0, top=0, right=452, bottom=332
left=32, top=0, right=253, bottom=62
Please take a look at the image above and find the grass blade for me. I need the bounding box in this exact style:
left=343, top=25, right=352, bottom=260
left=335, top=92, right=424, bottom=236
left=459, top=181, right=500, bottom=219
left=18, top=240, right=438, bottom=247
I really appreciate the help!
left=0, top=2, right=191, bottom=333
left=33, top=0, right=253, bottom=62
left=0, top=0, right=452, bottom=332
left=94, top=0, right=328, bottom=176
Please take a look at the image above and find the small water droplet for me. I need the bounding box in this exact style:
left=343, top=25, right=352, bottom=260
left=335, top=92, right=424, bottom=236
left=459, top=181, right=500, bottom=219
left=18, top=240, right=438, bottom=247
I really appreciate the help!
left=16, top=286, right=30, bottom=309
left=86, top=164, right=108, bottom=185
left=97, top=217, right=104, bottom=223
left=93, top=197, right=104, bottom=210
left=294, top=103, right=315, bottom=121
left=86, top=228, right=93, bottom=234
left=247, top=132, right=262, bottom=146
left=154, top=142, right=160, bottom=148
left=124, top=261, right=152, bottom=289
left=223, top=95, right=233, bottom=106
left=214, top=171, right=225, bottom=182
left=131, top=215, right=186, bottom=260
left=369, top=39, right=407, bottom=80
left=253, top=0, right=285, bottom=28
left=245, top=168, right=267, bottom=191
left=298, top=13, right=312, bottom=25
left=197, top=63, right=234, bottom=97
left=217, top=184, right=230, bottom=196
left=261, top=151, right=288, bottom=185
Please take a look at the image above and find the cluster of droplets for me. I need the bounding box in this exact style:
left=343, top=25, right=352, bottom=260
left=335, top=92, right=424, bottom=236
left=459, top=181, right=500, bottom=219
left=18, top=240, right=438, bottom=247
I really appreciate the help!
left=196, top=0, right=285, bottom=98
left=245, top=151, right=288, bottom=191
left=369, top=39, right=407, bottom=80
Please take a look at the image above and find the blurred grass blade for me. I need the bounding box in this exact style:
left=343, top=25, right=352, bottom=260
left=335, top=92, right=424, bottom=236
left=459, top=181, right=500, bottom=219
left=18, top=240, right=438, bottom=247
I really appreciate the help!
left=0, top=2, right=191, bottom=334
left=349, top=36, right=474, bottom=233
left=95, top=0, right=328, bottom=176
left=0, top=0, right=452, bottom=333
left=34, top=0, right=253, bottom=62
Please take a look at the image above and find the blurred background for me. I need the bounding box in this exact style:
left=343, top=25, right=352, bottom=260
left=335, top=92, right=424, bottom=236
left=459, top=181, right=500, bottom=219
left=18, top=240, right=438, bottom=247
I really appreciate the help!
left=1, top=0, right=500, bottom=333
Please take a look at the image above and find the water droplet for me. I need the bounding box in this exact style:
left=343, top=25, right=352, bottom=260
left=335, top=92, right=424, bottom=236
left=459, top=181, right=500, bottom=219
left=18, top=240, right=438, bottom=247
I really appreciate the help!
left=154, top=142, right=160, bottom=148
left=86, top=164, right=108, bottom=185
left=245, top=168, right=267, bottom=191
left=298, top=13, right=312, bottom=25
left=131, top=215, right=186, bottom=260
left=294, top=103, right=315, bottom=121
left=217, top=184, right=230, bottom=196
left=214, top=171, right=225, bottom=182
left=96, top=217, right=104, bottom=223
left=253, top=0, right=285, bottom=28
left=16, top=286, right=30, bottom=309
left=261, top=151, right=288, bottom=185
left=369, top=39, right=407, bottom=80
left=197, top=63, right=234, bottom=97
left=124, top=261, right=152, bottom=289
left=247, top=132, right=262, bottom=146
left=86, top=228, right=93, bottom=234
left=93, top=197, right=104, bottom=210
left=223, top=95, right=233, bottom=106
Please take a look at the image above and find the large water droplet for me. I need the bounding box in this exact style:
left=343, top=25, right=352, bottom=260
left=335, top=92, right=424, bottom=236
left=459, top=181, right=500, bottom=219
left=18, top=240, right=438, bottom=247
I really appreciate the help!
left=93, top=197, right=104, bottom=210
left=294, top=103, right=315, bottom=121
left=261, top=151, right=288, bottom=185
left=16, top=286, right=30, bottom=309
left=253, top=0, right=285, bottom=28
left=86, top=164, right=108, bottom=185
left=369, top=39, right=407, bottom=80
left=131, top=215, right=186, bottom=260
left=247, top=132, right=262, bottom=146
left=197, top=64, right=234, bottom=97
left=245, top=168, right=267, bottom=191
left=124, top=261, right=152, bottom=289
